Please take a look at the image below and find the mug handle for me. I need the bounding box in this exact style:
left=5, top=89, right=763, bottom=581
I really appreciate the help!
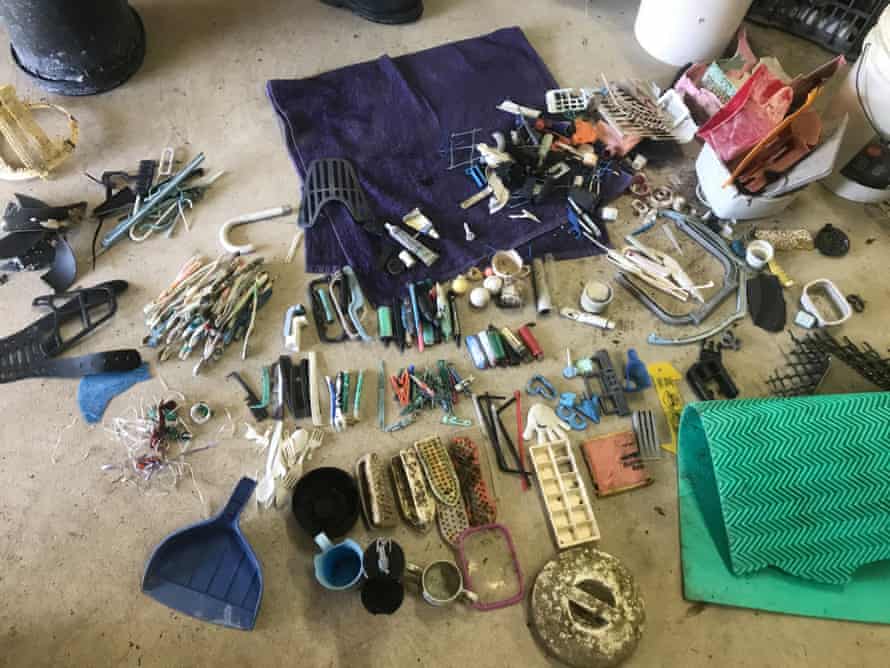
left=405, top=562, right=424, bottom=580
left=314, top=532, right=333, bottom=553
left=459, top=588, right=480, bottom=605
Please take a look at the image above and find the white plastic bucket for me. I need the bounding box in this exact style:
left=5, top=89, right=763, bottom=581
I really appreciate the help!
left=634, top=0, right=754, bottom=67
left=824, top=7, right=890, bottom=201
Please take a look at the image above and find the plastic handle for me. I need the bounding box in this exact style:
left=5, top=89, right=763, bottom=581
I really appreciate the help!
left=314, top=532, right=333, bottom=553
left=221, top=477, right=257, bottom=525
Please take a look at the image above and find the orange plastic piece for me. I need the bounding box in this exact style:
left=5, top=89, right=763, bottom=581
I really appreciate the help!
left=571, top=119, right=598, bottom=146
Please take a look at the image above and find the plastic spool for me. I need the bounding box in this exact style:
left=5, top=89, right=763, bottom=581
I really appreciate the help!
left=634, top=0, right=754, bottom=67
left=824, top=6, right=890, bottom=203
left=745, top=240, right=775, bottom=270
left=581, top=281, right=613, bottom=314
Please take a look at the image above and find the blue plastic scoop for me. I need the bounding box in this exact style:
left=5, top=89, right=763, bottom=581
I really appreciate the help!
left=141, top=477, right=263, bottom=630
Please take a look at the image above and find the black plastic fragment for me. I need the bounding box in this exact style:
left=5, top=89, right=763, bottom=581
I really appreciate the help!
left=815, top=224, right=849, bottom=257
left=297, top=159, right=376, bottom=232
left=585, top=350, right=630, bottom=416
left=747, top=273, right=786, bottom=332
left=686, top=342, right=739, bottom=401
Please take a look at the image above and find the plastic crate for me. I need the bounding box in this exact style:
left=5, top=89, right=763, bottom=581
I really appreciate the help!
left=746, top=0, right=888, bottom=58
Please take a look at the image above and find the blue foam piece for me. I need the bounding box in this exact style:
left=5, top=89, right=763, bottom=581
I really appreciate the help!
left=77, top=363, right=151, bottom=424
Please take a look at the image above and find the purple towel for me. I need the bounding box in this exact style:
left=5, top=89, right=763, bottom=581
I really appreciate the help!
left=268, top=27, right=614, bottom=304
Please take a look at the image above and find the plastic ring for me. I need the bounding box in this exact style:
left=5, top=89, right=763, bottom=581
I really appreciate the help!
left=190, top=402, right=213, bottom=424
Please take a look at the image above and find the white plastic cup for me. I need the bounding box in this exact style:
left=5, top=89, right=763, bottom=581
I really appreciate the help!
left=746, top=240, right=774, bottom=270
left=634, top=0, right=754, bottom=67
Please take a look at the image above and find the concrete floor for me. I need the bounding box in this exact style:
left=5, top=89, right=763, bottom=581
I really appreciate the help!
left=2, top=1, right=890, bottom=666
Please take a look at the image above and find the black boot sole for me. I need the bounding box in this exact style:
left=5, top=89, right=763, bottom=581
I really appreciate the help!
left=321, top=0, right=424, bottom=24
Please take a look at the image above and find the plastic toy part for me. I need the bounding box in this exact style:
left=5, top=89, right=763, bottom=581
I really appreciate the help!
left=648, top=362, right=684, bottom=453
left=686, top=342, right=739, bottom=401
left=529, top=440, right=600, bottom=549
left=624, top=349, right=652, bottom=392
left=800, top=279, right=852, bottom=327
left=297, top=158, right=373, bottom=230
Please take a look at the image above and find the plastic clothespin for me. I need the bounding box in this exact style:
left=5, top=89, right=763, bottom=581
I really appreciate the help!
left=283, top=305, right=308, bottom=353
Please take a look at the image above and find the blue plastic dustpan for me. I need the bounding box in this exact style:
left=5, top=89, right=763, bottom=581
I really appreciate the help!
left=141, top=477, right=263, bottom=630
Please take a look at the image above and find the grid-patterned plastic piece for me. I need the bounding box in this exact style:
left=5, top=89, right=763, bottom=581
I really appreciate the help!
left=390, top=450, right=435, bottom=532
left=597, top=78, right=676, bottom=141
left=545, top=88, right=596, bottom=114
left=529, top=440, right=600, bottom=549
left=680, top=393, right=890, bottom=584
left=632, top=411, right=661, bottom=460
left=449, top=437, right=497, bottom=526
left=356, top=453, right=397, bottom=529
left=415, top=435, right=461, bottom=507
left=747, top=0, right=888, bottom=58
left=297, top=158, right=372, bottom=229
left=766, top=337, right=831, bottom=397
left=437, top=500, right=470, bottom=547
left=793, top=332, right=890, bottom=391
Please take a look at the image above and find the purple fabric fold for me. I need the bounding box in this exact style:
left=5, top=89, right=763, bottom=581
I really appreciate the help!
left=267, top=27, right=610, bottom=304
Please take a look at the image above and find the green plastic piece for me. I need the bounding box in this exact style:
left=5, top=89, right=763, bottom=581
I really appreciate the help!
left=377, top=306, right=393, bottom=339
left=250, top=367, right=271, bottom=409
left=487, top=328, right=506, bottom=362
left=440, top=299, right=453, bottom=341
left=422, top=322, right=435, bottom=346
left=340, top=372, right=351, bottom=413
left=353, top=370, right=365, bottom=420
left=318, top=289, right=334, bottom=323
left=680, top=393, right=890, bottom=586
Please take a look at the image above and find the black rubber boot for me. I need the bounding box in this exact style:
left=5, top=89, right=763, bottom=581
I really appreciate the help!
left=321, top=0, right=423, bottom=24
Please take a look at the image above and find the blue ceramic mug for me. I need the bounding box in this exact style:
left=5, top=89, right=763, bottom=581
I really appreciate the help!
left=314, top=532, right=364, bottom=591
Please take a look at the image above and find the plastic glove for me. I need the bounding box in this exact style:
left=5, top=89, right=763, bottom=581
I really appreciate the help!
left=523, top=403, right=571, bottom=444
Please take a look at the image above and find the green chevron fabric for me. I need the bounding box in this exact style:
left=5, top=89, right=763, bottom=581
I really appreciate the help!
left=679, top=393, right=890, bottom=585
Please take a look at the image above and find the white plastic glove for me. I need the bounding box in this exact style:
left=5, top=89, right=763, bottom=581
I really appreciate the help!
left=523, top=403, right=571, bottom=444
